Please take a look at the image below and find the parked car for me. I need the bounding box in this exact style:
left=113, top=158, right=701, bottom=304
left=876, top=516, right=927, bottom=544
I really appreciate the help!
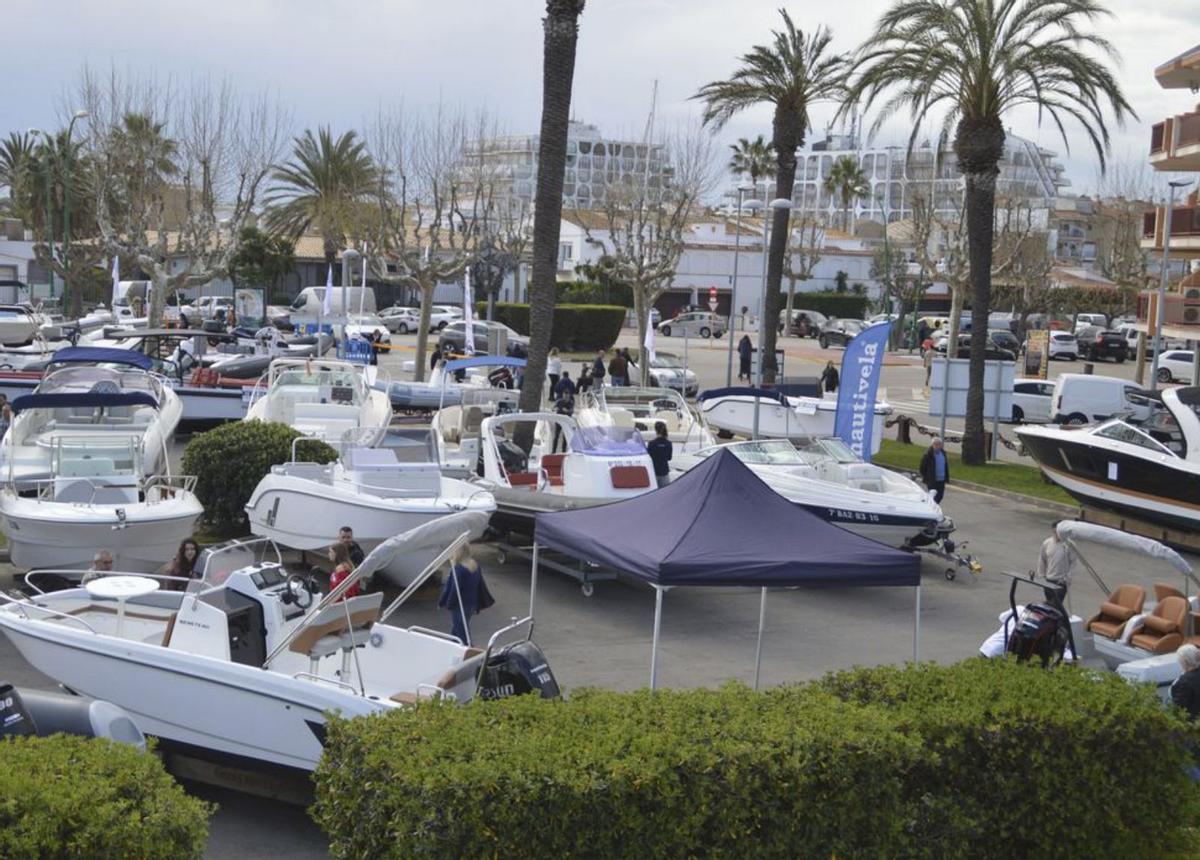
left=343, top=313, right=391, bottom=343
left=935, top=334, right=1016, bottom=361
left=431, top=305, right=464, bottom=320
left=778, top=308, right=828, bottom=337
left=1047, top=331, right=1078, bottom=361
left=1154, top=349, right=1196, bottom=384
left=379, top=306, right=417, bottom=333
left=266, top=305, right=292, bottom=331
left=1113, top=324, right=1184, bottom=357
left=1073, top=313, right=1108, bottom=334
left=988, top=328, right=1020, bottom=354
left=657, top=312, right=725, bottom=339
left=818, top=318, right=865, bottom=348
left=1009, top=378, right=1054, bottom=424
left=1077, top=326, right=1127, bottom=363
left=626, top=352, right=698, bottom=397
left=1051, top=374, right=1155, bottom=425
left=437, top=320, right=529, bottom=358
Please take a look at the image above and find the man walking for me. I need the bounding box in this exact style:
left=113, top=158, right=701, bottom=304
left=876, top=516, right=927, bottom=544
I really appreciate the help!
left=647, top=421, right=673, bottom=488
left=919, top=437, right=949, bottom=504
left=591, top=350, right=607, bottom=390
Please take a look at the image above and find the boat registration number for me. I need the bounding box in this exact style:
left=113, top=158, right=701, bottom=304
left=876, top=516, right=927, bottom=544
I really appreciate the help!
left=826, top=508, right=882, bottom=523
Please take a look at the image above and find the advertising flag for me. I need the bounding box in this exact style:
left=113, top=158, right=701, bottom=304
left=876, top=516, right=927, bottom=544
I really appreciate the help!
left=462, top=267, right=475, bottom=355
left=110, top=256, right=120, bottom=306
left=643, top=308, right=656, bottom=363
left=322, top=264, right=334, bottom=316
left=833, top=321, right=892, bottom=462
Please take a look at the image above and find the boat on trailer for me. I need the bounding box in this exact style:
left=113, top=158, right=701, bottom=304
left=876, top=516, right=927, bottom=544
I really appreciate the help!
left=575, top=386, right=715, bottom=454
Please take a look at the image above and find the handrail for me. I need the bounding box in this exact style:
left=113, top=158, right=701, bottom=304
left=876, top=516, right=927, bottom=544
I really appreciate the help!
left=292, top=672, right=358, bottom=693
left=23, top=569, right=195, bottom=595
left=406, top=625, right=464, bottom=644
left=0, top=590, right=100, bottom=634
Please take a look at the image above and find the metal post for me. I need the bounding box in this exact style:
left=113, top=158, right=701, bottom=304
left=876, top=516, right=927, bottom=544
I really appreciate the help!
left=938, top=356, right=950, bottom=440
left=529, top=542, right=539, bottom=619
left=43, top=155, right=54, bottom=299
left=725, top=188, right=747, bottom=386
left=752, top=207, right=769, bottom=440
left=913, top=584, right=921, bottom=662
left=649, top=586, right=664, bottom=690
left=1151, top=181, right=1192, bottom=391
left=753, top=586, right=767, bottom=691
left=62, top=112, right=86, bottom=311
left=989, top=360, right=1001, bottom=461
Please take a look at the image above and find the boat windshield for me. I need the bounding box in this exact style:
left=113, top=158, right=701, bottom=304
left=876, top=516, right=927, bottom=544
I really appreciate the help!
left=796, top=437, right=862, bottom=463
left=1093, top=421, right=1175, bottom=456
left=569, top=424, right=647, bottom=456
left=708, top=440, right=805, bottom=465
left=197, top=538, right=283, bottom=586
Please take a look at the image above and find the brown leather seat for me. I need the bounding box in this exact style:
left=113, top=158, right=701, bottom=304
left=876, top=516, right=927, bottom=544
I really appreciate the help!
left=1154, top=582, right=1185, bottom=602
left=1130, top=596, right=1189, bottom=654
left=1087, top=585, right=1147, bottom=640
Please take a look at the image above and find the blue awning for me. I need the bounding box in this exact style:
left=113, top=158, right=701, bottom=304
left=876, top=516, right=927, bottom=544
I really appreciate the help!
left=444, top=355, right=527, bottom=372
left=12, top=391, right=159, bottom=414
left=697, top=386, right=786, bottom=404
left=50, top=347, right=152, bottom=370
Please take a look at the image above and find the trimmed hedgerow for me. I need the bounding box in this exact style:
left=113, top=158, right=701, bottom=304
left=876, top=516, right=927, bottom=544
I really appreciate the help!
left=311, top=659, right=1200, bottom=859
left=0, top=735, right=213, bottom=858
left=479, top=302, right=626, bottom=351
left=182, top=420, right=336, bottom=532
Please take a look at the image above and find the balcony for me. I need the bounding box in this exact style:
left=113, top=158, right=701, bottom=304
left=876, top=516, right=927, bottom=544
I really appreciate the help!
left=1141, top=202, right=1200, bottom=258
left=1148, top=108, right=1200, bottom=170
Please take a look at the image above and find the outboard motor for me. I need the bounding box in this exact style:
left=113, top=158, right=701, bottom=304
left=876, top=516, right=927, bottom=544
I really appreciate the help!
left=496, top=439, right=529, bottom=474
left=1006, top=603, right=1069, bottom=667
left=487, top=367, right=514, bottom=389
left=477, top=641, right=560, bottom=701
left=0, top=683, right=145, bottom=749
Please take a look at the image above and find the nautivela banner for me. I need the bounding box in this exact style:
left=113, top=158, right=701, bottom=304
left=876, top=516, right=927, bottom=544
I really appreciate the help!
left=833, top=320, right=892, bottom=462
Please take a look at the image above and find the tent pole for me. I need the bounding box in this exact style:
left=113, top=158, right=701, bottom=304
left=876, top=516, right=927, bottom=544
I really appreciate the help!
left=650, top=586, right=664, bottom=690
left=529, top=542, right=539, bottom=619
left=913, top=584, right=922, bottom=662
left=753, top=586, right=767, bottom=691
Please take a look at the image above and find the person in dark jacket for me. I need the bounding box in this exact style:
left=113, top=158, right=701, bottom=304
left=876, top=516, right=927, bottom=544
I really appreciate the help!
left=430, top=346, right=443, bottom=371
left=737, top=335, right=753, bottom=382
left=552, top=371, right=577, bottom=451
left=437, top=546, right=489, bottom=645
left=918, top=437, right=949, bottom=504
left=576, top=364, right=593, bottom=394
left=608, top=351, right=628, bottom=387
left=646, top=421, right=673, bottom=488
left=1171, top=644, right=1200, bottom=722
left=820, top=360, right=839, bottom=393
left=592, top=350, right=607, bottom=388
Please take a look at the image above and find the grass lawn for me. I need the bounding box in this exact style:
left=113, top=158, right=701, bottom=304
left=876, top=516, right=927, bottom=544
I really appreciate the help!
left=875, top=439, right=1075, bottom=507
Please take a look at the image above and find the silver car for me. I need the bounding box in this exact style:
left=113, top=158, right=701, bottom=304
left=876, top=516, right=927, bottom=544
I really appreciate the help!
left=656, top=312, right=725, bottom=339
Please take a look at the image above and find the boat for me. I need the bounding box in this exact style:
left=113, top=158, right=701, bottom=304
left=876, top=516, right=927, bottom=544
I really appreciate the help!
left=244, top=357, right=392, bottom=448
left=0, top=518, right=558, bottom=772
left=0, top=334, right=74, bottom=370
left=0, top=347, right=181, bottom=489
left=1015, top=386, right=1200, bottom=532
left=378, top=355, right=523, bottom=411
left=696, top=386, right=891, bottom=455
left=474, top=411, right=656, bottom=533
left=0, top=304, right=50, bottom=346
left=431, top=387, right=522, bottom=477
left=671, top=438, right=949, bottom=548
left=244, top=428, right=496, bottom=585
left=575, top=386, right=715, bottom=454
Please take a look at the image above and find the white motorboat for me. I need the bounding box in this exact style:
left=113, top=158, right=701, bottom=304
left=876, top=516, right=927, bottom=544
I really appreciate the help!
left=474, top=411, right=656, bottom=533
left=0, top=304, right=49, bottom=346
left=672, top=438, right=948, bottom=548
left=0, top=519, right=558, bottom=772
left=696, top=386, right=891, bottom=455
left=378, top=355, right=522, bottom=411
left=0, top=335, right=73, bottom=370
left=244, top=357, right=391, bottom=448
left=245, top=428, right=496, bottom=585
left=575, top=386, right=715, bottom=454
left=431, top=387, right=522, bottom=477
left=0, top=347, right=181, bottom=489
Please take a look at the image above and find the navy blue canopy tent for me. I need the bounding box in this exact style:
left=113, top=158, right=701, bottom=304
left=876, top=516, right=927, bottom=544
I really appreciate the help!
left=533, top=448, right=922, bottom=687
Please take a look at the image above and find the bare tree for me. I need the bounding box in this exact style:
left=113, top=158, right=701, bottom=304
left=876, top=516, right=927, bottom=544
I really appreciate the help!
left=782, top=217, right=823, bottom=325
left=580, top=122, right=717, bottom=384
left=80, top=68, right=288, bottom=325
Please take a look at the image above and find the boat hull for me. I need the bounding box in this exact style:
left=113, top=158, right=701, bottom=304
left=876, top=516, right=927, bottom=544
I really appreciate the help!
left=699, top=396, right=887, bottom=454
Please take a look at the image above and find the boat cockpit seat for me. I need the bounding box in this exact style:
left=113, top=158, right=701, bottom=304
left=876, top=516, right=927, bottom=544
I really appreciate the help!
left=508, top=471, right=539, bottom=489
left=541, top=453, right=565, bottom=486
left=1154, top=582, right=1185, bottom=602
left=289, top=592, right=384, bottom=675
left=1129, top=596, right=1189, bottom=654
left=462, top=407, right=485, bottom=437
left=1086, top=585, right=1147, bottom=640
left=609, top=408, right=636, bottom=429
left=652, top=409, right=681, bottom=432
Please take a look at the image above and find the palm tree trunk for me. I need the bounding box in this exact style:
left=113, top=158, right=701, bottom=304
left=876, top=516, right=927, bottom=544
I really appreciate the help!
left=518, top=1, right=584, bottom=441
left=762, top=106, right=798, bottom=385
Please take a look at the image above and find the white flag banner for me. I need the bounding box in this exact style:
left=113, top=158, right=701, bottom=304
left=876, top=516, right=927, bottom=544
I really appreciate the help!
left=462, top=267, right=476, bottom=355
left=110, top=257, right=120, bottom=307
left=323, top=264, right=334, bottom=316
left=358, top=244, right=368, bottom=316
left=643, top=308, right=656, bottom=364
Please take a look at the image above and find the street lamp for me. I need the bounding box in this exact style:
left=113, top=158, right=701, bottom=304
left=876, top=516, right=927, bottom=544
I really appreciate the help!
left=1150, top=178, right=1195, bottom=392
left=27, top=129, right=54, bottom=299
left=751, top=196, right=794, bottom=439
left=724, top=185, right=754, bottom=386
left=62, top=110, right=89, bottom=310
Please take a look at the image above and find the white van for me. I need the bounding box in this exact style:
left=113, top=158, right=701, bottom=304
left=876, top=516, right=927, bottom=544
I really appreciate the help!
left=290, top=286, right=377, bottom=325
left=1073, top=313, right=1108, bottom=334
left=1050, top=373, right=1155, bottom=425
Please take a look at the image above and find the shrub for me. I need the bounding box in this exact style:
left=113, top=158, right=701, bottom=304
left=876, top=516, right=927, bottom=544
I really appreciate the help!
left=788, top=290, right=870, bottom=320
left=182, top=420, right=336, bottom=532
left=0, top=735, right=212, bottom=858
left=311, top=660, right=1200, bottom=859
left=477, top=302, right=625, bottom=351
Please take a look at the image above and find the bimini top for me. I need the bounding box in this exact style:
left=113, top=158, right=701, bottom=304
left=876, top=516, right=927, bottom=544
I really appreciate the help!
left=444, top=355, right=527, bottom=373
left=12, top=390, right=159, bottom=414
left=697, top=386, right=786, bottom=404
left=50, top=347, right=153, bottom=370
left=568, top=424, right=648, bottom=457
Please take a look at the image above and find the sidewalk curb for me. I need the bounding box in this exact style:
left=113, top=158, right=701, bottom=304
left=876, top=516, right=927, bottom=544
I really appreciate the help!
left=880, top=466, right=1077, bottom=515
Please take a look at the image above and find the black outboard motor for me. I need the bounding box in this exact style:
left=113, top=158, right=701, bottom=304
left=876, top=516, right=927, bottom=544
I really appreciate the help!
left=1006, top=603, right=1069, bottom=667
left=496, top=439, right=529, bottom=474
left=0, top=683, right=145, bottom=748
left=477, top=641, right=560, bottom=701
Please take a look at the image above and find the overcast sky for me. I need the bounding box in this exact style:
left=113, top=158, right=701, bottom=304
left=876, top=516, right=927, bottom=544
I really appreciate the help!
left=4, top=0, right=1195, bottom=195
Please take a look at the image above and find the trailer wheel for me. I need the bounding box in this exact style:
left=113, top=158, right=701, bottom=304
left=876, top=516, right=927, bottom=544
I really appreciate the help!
left=945, top=568, right=957, bottom=581
left=581, top=582, right=595, bottom=597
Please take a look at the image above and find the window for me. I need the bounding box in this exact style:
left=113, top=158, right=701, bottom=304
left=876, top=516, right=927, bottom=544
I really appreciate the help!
left=0, top=265, right=16, bottom=281
left=1096, top=422, right=1171, bottom=454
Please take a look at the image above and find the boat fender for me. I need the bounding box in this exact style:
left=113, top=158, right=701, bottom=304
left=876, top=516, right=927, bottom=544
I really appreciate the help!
left=0, top=683, right=145, bottom=749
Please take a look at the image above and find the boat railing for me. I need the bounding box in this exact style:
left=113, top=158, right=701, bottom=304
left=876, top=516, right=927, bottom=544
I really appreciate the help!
left=0, top=590, right=100, bottom=634
left=28, top=472, right=195, bottom=505
left=474, top=615, right=534, bottom=690
left=405, top=625, right=465, bottom=644
left=292, top=672, right=358, bottom=693
left=22, top=569, right=196, bottom=595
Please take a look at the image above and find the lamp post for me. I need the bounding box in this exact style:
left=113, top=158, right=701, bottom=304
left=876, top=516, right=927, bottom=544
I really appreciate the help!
left=62, top=110, right=88, bottom=312
left=751, top=197, right=794, bottom=440
left=27, top=129, right=54, bottom=299
left=724, top=185, right=753, bottom=386
left=1150, top=178, right=1194, bottom=393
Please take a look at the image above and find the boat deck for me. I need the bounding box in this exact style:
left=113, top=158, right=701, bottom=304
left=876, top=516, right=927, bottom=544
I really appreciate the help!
left=34, top=595, right=177, bottom=645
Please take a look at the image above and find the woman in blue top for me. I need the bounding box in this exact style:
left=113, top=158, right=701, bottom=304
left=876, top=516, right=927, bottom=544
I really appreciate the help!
left=438, top=546, right=484, bottom=646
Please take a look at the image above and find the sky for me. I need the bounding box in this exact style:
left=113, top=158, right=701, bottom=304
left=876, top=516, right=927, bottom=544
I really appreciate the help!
left=3, top=0, right=1196, bottom=197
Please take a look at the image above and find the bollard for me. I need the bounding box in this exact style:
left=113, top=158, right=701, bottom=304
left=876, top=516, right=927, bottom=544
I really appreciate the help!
left=1082, top=362, right=1094, bottom=375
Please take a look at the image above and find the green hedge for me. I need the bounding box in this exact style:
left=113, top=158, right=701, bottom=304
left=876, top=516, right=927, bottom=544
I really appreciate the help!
left=182, top=420, right=336, bottom=532
left=786, top=291, right=870, bottom=320
left=311, top=660, right=1200, bottom=859
left=0, top=735, right=212, bottom=858
left=477, top=302, right=625, bottom=351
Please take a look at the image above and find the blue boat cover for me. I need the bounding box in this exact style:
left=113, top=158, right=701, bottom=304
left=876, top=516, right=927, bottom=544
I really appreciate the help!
left=13, top=391, right=159, bottom=414
left=534, top=448, right=919, bottom=588
left=51, top=347, right=153, bottom=370
left=697, top=386, right=786, bottom=404
left=443, top=355, right=527, bottom=373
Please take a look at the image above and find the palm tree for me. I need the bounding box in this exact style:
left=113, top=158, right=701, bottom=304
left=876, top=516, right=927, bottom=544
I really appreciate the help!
left=519, top=0, right=587, bottom=427
left=265, top=127, right=377, bottom=268
left=0, top=132, right=37, bottom=219
left=694, top=11, right=849, bottom=383
left=847, top=0, right=1132, bottom=463
left=728, top=135, right=776, bottom=190
left=822, top=155, right=869, bottom=232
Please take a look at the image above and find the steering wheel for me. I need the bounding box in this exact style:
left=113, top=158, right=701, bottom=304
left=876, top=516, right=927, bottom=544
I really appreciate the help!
left=285, top=573, right=314, bottom=610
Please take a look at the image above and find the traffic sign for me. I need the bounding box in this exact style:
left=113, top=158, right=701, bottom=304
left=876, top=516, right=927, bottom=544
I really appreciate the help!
left=708, top=298, right=719, bottom=312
